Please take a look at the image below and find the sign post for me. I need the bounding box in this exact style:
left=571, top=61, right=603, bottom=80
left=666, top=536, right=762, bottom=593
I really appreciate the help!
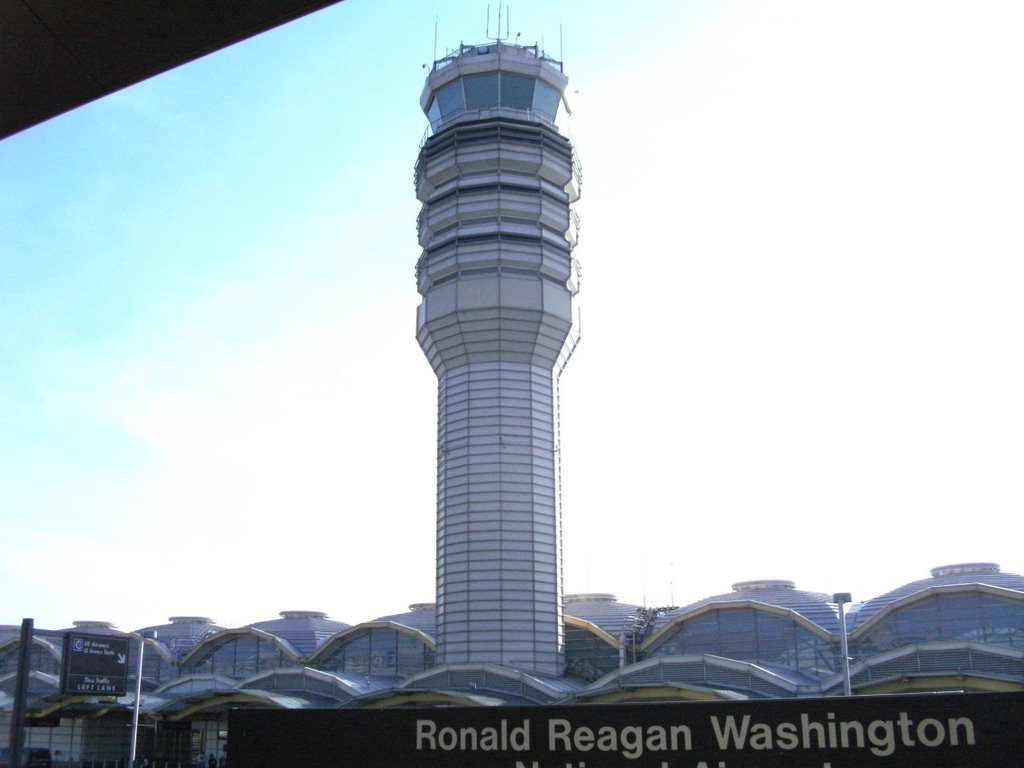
left=7, top=619, right=33, bottom=768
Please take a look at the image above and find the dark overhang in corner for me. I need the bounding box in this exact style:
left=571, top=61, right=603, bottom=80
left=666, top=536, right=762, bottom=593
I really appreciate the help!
left=0, top=0, right=345, bottom=140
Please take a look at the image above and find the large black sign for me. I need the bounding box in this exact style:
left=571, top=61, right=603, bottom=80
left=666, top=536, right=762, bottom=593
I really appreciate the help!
left=229, top=691, right=1024, bottom=768
left=60, top=632, right=131, bottom=695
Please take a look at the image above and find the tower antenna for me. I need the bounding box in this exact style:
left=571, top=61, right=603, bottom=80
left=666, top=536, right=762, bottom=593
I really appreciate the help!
left=487, top=2, right=508, bottom=43
left=433, top=17, right=438, bottom=65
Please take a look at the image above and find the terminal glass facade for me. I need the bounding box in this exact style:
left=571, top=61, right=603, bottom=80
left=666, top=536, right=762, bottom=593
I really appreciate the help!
left=852, top=591, right=1024, bottom=659
left=564, top=626, right=620, bottom=682
left=316, top=628, right=435, bottom=678
left=185, top=634, right=294, bottom=679
left=0, top=643, right=59, bottom=677
left=646, top=607, right=840, bottom=679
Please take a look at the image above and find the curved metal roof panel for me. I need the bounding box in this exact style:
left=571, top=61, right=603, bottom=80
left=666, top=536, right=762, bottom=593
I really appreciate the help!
left=851, top=563, right=1024, bottom=629
left=654, top=582, right=841, bottom=633
left=372, top=604, right=437, bottom=636
left=563, top=594, right=644, bottom=639
left=135, top=617, right=225, bottom=659
left=584, top=654, right=803, bottom=698
left=400, top=663, right=583, bottom=704
left=179, top=626, right=303, bottom=666
left=247, top=611, right=351, bottom=656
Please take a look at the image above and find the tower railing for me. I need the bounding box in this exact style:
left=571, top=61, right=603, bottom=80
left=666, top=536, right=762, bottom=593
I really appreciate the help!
left=430, top=42, right=563, bottom=74
left=555, top=313, right=582, bottom=376
left=569, top=206, right=581, bottom=238
left=571, top=146, right=584, bottom=191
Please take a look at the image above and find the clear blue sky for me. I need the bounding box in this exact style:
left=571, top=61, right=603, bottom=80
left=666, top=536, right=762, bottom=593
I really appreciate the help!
left=2, top=0, right=1022, bottom=631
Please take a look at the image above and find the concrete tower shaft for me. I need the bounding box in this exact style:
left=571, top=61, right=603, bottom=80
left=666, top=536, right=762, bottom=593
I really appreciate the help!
left=415, top=42, right=580, bottom=676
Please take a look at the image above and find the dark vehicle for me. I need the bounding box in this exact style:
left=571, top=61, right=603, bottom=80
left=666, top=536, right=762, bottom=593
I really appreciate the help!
left=0, top=748, right=53, bottom=768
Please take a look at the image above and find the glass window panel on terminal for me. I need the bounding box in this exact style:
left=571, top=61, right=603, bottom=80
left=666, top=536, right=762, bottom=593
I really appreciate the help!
left=464, top=73, right=499, bottom=109
left=501, top=73, right=535, bottom=109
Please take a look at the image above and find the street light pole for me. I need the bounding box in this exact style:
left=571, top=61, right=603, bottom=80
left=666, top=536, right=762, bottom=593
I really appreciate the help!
left=833, top=592, right=852, bottom=696
left=129, top=631, right=155, bottom=768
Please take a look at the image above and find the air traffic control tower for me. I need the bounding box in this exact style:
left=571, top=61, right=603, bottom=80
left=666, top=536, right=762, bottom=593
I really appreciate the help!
left=415, top=41, right=581, bottom=676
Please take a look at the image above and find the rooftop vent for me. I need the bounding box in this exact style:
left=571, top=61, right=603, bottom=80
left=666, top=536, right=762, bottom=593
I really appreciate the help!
left=732, top=580, right=796, bottom=594
left=930, top=562, right=1000, bottom=578
left=409, top=603, right=436, bottom=612
left=72, top=620, right=116, bottom=630
left=279, top=611, right=328, bottom=620
left=169, top=616, right=216, bottom=624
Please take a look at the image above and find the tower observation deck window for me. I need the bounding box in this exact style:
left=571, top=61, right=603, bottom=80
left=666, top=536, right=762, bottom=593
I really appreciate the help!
left=435, top=80, right=465, bottom=120
left=464, top=73, right=499, bottom=109
left=428, top=74, right=563, bottom=129
left=500, top=73, right=534, bottom=109
left=532, top=81, right=560, bottom=120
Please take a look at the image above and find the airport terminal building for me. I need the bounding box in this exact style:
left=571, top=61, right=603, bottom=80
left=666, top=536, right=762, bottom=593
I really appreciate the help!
left=3, top=562, right=1024, bottom=764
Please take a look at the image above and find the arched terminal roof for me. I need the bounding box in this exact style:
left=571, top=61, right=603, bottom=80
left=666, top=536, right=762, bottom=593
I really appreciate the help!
left=372, top=603, right=437, bottom=636
left=578, top=655, right=804, bottom=701
left=247, top=610, right=350, bottom=656
left=397, top=663, right=582, bottom=706
left=311, top=621, right=437, bottom=657
left=136, top=616, right=225, bottom=659
left=851, top=563, right=1024, bottom=628
left=0, top=634, right=62, bottom=665
left=654, top=580, right=841, bottom=633
left=179, top=626, right=303, bottom=670
left=155, top=673, right=236, bottom=698
left=838, top=641, right=1024, bottom=696
left=563, top=593, right=645, bottom=639
left=237, top=667, right=381, bottom=706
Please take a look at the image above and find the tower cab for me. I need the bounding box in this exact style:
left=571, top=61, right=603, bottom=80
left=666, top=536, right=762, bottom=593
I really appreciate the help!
left=422, top=43, right=570, bottom=133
